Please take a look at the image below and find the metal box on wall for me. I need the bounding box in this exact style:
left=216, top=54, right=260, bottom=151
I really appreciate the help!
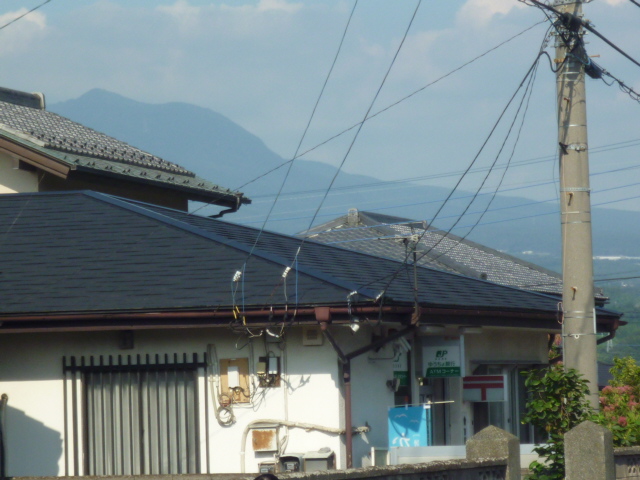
left=303, top=448, right=335, bottom=472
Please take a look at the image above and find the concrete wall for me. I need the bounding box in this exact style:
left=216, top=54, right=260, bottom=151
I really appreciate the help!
left=0, top=153, right=39, bottom=193
left=0, top=325, right=398, bottom=477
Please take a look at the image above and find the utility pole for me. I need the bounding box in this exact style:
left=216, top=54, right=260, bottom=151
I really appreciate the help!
left=554, top=0, right=599, bottom=408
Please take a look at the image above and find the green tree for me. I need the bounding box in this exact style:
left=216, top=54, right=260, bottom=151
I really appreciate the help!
left=521, top=365, right=593, bottom=480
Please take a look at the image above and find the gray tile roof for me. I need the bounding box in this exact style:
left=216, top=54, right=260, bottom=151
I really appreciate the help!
left=302, top=210, right=605, bottom=301
left=0, top=191, right=618, bottom=327
left=0, top=90, right=248, bottom=206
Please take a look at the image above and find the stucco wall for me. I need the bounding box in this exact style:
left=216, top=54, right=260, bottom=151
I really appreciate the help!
left=0, top=152, right=39, bottom=193
left=0, top=327, right=367, bottom=476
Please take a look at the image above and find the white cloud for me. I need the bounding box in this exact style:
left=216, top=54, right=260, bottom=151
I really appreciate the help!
left=0, top=9, right=47, bottom=56
left=256, top=0, right=302, bottom=13
left=457, top=0, right=526, bottom=27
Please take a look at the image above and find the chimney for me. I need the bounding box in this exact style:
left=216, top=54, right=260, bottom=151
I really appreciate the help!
left=347, top=208, right=359, bottom=227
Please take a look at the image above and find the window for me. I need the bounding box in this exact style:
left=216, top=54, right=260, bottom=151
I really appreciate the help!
left=63, top=353, right=208, bottom=476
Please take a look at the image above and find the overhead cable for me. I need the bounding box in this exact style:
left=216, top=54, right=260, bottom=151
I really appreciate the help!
left=0, top=0, right=52, bottom=31
left=240, top=0, right=360, bottom=262
left=225, top=20, right=546, bottom=195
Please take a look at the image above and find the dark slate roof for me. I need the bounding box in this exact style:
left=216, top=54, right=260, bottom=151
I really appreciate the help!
left=301, top=210, right=606, bottom=301
left=0, top=191, right=620, bottom=325
left=0, top=88, right=247, bottom=206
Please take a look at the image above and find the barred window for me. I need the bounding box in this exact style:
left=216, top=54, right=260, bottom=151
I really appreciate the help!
left=63, top=353, right=208, bottom=476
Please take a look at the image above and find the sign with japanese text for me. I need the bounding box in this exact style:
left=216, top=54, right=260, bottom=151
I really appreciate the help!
left=422, top=336, right=463, bottom=378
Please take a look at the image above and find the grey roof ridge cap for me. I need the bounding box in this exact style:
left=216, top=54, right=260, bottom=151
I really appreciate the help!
left=0, top=123, right=46, bottom=147
left=359, top=211, right=563, bottom=279
left=83, top=191, right=382, bottom=301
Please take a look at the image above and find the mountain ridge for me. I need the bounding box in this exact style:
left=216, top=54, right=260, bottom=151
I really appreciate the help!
left=49, top=89, right=640, bottom=273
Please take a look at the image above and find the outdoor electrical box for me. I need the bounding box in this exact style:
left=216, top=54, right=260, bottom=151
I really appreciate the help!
left=279, top=454, right=302, bottom=473
left=258, top=462, right=275, bottom=474
left=303, top=448, right=335, bottom=472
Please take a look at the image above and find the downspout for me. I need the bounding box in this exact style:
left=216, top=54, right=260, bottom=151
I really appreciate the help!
left=315, top=306, right=417, bottom=469
left=0, top=393, right=8, bottom=478
left=316, top=307, right=352, bottom=467
left=209, top=195, right=242, bottom=219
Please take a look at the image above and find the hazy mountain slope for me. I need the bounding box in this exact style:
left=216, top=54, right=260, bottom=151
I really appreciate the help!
left=50, top=90, right=640, bottom=273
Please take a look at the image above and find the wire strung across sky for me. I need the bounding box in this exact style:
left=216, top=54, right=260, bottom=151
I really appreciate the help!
left=237, top=0, right=359, bottom=265
left=240, top=136, right=640, bottom=203
left=0, top=0, right=52, bottom=32
left=225, top=19, right=547, bottom=196
left=354, top=45, right=550, bottom=296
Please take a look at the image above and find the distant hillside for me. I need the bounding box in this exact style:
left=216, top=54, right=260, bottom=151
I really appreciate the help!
left=50, top=89, right=640, bottom=274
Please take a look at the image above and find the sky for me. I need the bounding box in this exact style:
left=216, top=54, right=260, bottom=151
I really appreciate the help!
left=1, top=0, right=639, bottom=214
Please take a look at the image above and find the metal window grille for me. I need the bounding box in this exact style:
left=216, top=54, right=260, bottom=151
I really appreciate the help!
left=63, top=353, right=208, bottom=476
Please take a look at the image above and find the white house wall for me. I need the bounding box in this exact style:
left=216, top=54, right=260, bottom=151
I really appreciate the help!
left=333, top=327, right=396, bottom=468
left=0, top=326, right=387, bottom=476
left=0, top=152, right=39, bottom=194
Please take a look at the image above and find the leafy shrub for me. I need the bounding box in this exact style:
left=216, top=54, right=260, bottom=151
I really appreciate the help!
left=594, top=357, right=640, bottom=446
left=521, top=365, right=593, bottom=480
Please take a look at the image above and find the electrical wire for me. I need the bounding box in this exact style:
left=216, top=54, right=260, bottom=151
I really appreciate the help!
left=301, top=0, right=422, bottom=235
left=232, top=136, right=640, bottom=205
left=426, top=50, right=542, bottom=266
left=190, top=19, right=547, bottom=210
left=0, top=0, right=52, bottom=31
left=240, top=0, right=359, bottom=262
left=366, top=51, right=547, bottom=294
left=524, top=0, right=640, bottom=68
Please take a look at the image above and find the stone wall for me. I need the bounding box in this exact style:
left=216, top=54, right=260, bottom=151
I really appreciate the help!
left=615, top=447, right=640, bottom=480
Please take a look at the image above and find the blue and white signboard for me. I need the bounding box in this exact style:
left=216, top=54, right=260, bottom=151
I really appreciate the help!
left=388, top=405, right=432, bottom=448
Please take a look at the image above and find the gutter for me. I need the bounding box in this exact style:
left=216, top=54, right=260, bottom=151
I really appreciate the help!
left=1, top=304, right=604, bottom=323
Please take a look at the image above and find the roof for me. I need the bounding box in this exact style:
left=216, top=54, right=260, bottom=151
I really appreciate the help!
left=0, top=87, right=248, bottom=207
left=302, top=209, right=607, bottom=301
left=0, top=191, right=620, bottom=332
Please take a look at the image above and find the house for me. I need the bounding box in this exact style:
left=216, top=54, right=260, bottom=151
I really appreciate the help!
left=0, top=86, right=249, bottom=213
left=0, top=191, right=622, bottom=477
left=301, top=208, right=608, bottom=303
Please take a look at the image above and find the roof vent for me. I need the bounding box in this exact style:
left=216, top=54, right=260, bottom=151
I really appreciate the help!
left=347, top=208, right=359, bottom=226
left=0, top=87, right=45, bottom=110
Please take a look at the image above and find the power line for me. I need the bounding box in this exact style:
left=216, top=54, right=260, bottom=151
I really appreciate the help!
left=227, top=136, right=640, bottom=205
left=0, top=0, right=52, bottom=31
left=358, top=50, right=547, bottom=295
left=227, top=20, right=547, bottom=195
left=238, top=0, right=359, bottom=264
left=427, top=49, right=542, bottom=265
left=523, top=0, right=640, bottom=68
left=300, top=0, right=423, bottom=236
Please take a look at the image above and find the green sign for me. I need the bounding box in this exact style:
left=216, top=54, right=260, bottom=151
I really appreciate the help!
left=425, top=366, right=460, bottom=377
left=394, top=370, right=409, bottom=386
left=423, top=337, right=463, bottom=378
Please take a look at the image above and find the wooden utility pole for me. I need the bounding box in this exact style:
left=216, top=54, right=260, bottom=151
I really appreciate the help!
left=554, top=0, right=599, bottom=408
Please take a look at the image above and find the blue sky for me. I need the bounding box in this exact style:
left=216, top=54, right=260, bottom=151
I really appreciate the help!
left=1, top=0, right=639, bottom=212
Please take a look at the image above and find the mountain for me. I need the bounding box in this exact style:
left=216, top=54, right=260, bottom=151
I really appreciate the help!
left=50, top=89, right=640, bottom=275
